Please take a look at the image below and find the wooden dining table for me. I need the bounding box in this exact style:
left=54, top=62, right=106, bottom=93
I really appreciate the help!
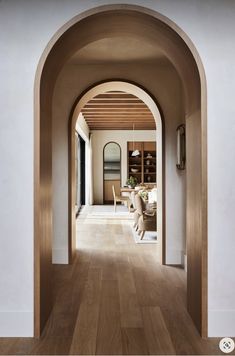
left=120, top=187, right=157, bottom=210
left=120, top=187, right=135, bottom=193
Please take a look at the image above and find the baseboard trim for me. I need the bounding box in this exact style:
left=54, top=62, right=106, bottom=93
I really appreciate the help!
left=209, top=309, right=235, bottom=337
left=52, top=247, right=68, bottom=264
left=0, top=311, right=33, bottom=337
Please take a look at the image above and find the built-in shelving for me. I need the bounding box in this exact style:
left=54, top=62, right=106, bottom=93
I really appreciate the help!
left=127, top=141, right=156, bottom=184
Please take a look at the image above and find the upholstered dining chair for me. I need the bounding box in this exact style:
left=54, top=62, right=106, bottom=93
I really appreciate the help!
left=112, top=185, right=130, bottom=212
left=131, top=191, right=140, bottom=230
left=134, top=194, right=156, bottom=240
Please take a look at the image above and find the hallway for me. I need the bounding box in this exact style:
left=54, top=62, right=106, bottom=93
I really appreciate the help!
left=0, top=207, right=223, bottom=355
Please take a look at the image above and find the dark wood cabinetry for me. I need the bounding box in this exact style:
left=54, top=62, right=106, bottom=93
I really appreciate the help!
left=127, top=141, right=156, bottom=184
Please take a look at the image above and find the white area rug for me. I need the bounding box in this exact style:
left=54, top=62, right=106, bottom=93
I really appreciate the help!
left=132, top=227, right=158, bottom=244
left=80, top=205, right=133, bottom=220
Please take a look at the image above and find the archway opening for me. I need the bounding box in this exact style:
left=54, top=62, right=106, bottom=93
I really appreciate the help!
left=69, top=81, right=163, bottom=266
left=35, top=5, right=207, bottom=338
left=103, top=141, right=122, bottom=204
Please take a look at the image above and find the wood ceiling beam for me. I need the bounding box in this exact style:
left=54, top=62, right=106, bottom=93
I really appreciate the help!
left=84, top=114, right=155, bottom=122
left=88, top=99, right=142, bottom=103
left=87, top=124, right=155, bottom=127
left=82, top=110, right=151, bottom=114
left=83, top=119, right=154, bottom=122
left=86, top=126, right=155, bottom=129
left=92, top=95, right=141, bottom=100
left=84, top=103, right=146, bottom=108
left=82, top=91, right=156, bottom=130
left=83, top=116, right=154, bottom=120
left=83, top=111, right=153, bottom=117
left=82, top=107, right=150, bottom=110
left=85, top=121, right=154, bottom=123
left=86, top=123, right=155, bottom=126
left=84, top=118, right=155, bottom=121
left=90, top=126, right=155, bottom=131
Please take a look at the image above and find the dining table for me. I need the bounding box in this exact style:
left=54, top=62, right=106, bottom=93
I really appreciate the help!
left=120, top=187, right=157, bottom=209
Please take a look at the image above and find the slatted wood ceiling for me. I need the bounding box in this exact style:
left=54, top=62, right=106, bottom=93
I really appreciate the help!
left=81, top=91, right=156, bottom=130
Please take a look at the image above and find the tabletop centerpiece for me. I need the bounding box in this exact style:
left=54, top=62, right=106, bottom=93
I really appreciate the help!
left=126, top=176, right=137, bottom=189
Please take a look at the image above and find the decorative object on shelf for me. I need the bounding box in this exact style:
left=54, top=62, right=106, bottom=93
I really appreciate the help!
left=176, top=124, right=186, bottom=170
left=126, top=176, right=137, bottom=188
left=134, top=185, right=142, bottom=191
left=138, top=189, right=148, bottom=201
left=147, top=176, right=151, bottom=182
left=145, top=168, right=149, bottom=173
left=131, top=168, right=139, bottom=173
left=146, top=153, right=152, bottom=158
left=131, top=123, right=140, bottom=157
left=146, top=159, right=150, bottom=165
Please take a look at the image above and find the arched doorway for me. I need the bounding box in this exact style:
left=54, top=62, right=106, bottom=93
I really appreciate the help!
left=103, top=142, right=122, bottom=204
left=35, top=5, right=207, bottom=337
left=69, top=81, right=163, bottom=264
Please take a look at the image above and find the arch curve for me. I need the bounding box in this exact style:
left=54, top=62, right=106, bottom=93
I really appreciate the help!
left=69, top=80, right=163, bottom=269
left=69, top=80, right=162, bottom=254
left=103, top=140, right=122, bottom=204
left=34, top=4, right=207, bottom=338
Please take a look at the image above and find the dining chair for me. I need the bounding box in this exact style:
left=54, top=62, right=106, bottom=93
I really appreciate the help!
left=112, top=185, right=131, bottom=212
left=131, top=191, right=140, bottom=230
left=135, top=194, right=156, bottom=239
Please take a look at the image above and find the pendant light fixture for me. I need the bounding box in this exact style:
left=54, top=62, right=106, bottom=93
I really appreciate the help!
left=131, top=123, right=140, bottom=157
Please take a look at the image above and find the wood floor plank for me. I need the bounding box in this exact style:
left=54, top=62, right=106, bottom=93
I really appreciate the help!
left=69, top=268, right=102, bottom=355
left=161, top=305, right=223, bottom=355
left=29, top=337, right=72, bottom=355
left=90, top=249, right=105, bottom=269
left=142, top=306, right=176, bottom=355
left=117, top=261, right=143, bottom=328
left=101, top=251, right=118, bottom=280
left=160, top=265, right=187, bottom=306
left=132, top=265, right=159, bottom=307
left=121, top=328, right=149, bottom=355
left=95, top=280, right=123, bottom=355
left=0, top=338, right=17, bottom=354
left=0, top=206, right=227, bottom=355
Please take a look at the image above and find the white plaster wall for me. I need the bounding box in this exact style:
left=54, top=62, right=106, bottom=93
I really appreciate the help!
left=165, top=124, right=186, bottom=264
left=52, top=112, right=91, bottom=264
left=76, top=113, right=92, bottom=206
left=92, top=130, right=156, bottom=203
left=52, top=107, right=69, bottom=264
left=76, top=113, right=90, bottom=141
left=0, top=0, right=235, bottom=337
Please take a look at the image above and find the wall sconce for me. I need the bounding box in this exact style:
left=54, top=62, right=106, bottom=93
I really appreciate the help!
left=176, top=124, right=186, bottom=170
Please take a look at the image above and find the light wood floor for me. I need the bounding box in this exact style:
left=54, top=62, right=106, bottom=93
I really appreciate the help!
left=0, top=206, right=227, bottom=355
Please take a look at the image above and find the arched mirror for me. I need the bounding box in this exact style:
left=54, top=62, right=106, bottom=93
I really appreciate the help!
left=103, top=142, right=121, bottom=203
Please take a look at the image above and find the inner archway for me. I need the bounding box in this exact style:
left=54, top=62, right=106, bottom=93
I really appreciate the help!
left=69, top=81, right=163, bottom=265
left=35, top=5, right=207, bottom=338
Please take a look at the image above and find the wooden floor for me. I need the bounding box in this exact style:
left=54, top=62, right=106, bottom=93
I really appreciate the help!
left=0, top=206, right=227, bottom=355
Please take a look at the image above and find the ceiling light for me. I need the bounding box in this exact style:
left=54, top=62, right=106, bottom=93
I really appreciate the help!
left=131, top=123, right=140, bottom=157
